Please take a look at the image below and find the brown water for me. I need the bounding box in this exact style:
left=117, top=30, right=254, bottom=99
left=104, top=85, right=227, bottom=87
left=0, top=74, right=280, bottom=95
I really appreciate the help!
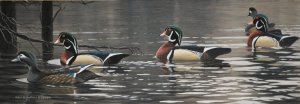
left=1, top=0, right=300, bottom=104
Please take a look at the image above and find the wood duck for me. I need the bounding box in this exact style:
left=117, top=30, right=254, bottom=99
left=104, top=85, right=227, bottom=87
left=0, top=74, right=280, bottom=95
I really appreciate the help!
left=245, top=7, right=279, bottom=36
left=11, top=51, right=100, bottom=84
left=155, top=25, right=231, bottom=64
left=248, top=15, right=299, bottom=49
left=55, top=32, right=129, bottom=66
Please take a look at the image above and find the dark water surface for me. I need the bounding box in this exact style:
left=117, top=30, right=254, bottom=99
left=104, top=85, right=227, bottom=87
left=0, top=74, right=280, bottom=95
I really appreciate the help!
left=1, top=0, right=300, bottom=104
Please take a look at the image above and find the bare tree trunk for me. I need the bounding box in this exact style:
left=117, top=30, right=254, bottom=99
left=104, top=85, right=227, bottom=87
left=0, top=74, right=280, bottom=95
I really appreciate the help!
left=0, top=1, right=17, bottom=59
left=41, top=1, right=53, bottom=61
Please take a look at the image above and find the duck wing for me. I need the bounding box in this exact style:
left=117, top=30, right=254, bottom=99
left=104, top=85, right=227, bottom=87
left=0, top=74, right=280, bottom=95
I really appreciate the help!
left=79, top=50, right=129, bottom=65
left=174, top=45, right=205, bottom=53
left=75, top=70, right=101, bottom=83
left=174, top=46, right=232, bottom=60
left=73, top=64, right=101, bottom=83
left=38, top=64, right=85, bottom=75
left=279, top=36, right=299, bottom=47
left=79, top=50, right=109, bottom=60
left=39, top=74, right=76, bottom=84
left=39, top=64, right=100, bottom=84
left=201, top=47, right=231, bottom=61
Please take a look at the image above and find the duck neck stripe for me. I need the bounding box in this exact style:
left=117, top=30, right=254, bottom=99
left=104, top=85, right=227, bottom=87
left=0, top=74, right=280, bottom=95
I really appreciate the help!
left=174, top=31, right=181, bottom=46
left=66, top=56, right=74, bottom=65
left=66, top=39, right=78, bottom=54
left=167, top=49, right=174, bottom=64
left=168, top=31, right=176, bottom=42
left=262, top=17, right=268, bottom=31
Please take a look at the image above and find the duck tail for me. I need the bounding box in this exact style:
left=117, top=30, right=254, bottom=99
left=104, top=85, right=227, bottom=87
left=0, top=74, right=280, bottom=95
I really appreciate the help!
left=279, top=36, right=299, bottom=48
left=200, top=47, right=231, bottom=61
left=74, top=64, right=101, bottom=83
left=103, top=53, right=130, bottom=65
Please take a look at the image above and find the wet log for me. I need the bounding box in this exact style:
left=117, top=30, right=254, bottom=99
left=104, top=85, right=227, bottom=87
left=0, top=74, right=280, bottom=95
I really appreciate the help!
left=0, top=1, right=17, bottom=59
left=41, top=1, right=54, bottom=61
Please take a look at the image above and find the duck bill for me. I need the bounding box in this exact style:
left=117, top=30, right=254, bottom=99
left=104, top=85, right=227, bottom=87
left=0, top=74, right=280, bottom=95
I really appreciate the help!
left=54, top=37, right=61, bottom=44
left=11, top=58, right=19, bottom=62
left=54, top=39, right=60, bottom=44
left=160, top=31, right=167, bottom=37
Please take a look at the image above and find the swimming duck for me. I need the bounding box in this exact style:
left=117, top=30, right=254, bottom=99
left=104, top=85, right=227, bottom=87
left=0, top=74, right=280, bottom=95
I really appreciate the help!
left=155, top=25, right=231, bottom=64
left=245, top=7, right=279, bottom=36
left=248, top=15, right=299, bottom=49
left=54, top=32, right=129, bottom=66
left=11, top=51, right=100, bottom=84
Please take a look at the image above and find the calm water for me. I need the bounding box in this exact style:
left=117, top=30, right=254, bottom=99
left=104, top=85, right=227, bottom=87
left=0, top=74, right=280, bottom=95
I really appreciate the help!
left=1, top=0, right=300, bottom=104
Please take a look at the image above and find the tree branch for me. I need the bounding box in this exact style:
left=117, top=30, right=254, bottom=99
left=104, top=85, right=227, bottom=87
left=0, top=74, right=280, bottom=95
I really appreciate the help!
left=52, top=3, right=64, bottom=23
left=0, top=13, right=143, bottom=55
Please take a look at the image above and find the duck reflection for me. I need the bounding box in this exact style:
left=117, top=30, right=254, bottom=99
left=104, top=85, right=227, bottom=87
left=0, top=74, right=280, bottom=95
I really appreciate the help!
left=248, top=48, right=298, bottom=75
left=159, top=59, right=230, bottom=82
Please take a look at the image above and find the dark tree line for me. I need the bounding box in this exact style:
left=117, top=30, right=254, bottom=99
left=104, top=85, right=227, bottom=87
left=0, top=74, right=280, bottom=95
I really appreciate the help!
left=0, top=1, right=53, bottom=61
left=0, top=1, right=17, bottom=59
left=0, top=1, right=141, bottom=61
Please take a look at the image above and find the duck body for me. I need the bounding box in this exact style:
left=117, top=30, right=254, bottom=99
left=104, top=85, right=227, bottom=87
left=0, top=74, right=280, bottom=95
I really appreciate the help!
left=55, top=32, right=129, bottom=66
left=172, top=46, right=204, bottom=61
left=252, top=35, right=299, bottom=48
left=60, top=50, right=129, bottom=66
left=156, top=25, right=231, bottom=64
left=156, top=42, right=231, bottom=63
left=247, top=14, right=299, bottom=49
left=27, top=65, right=96, bottom=84
left=12, top=51, right=100, bottom=84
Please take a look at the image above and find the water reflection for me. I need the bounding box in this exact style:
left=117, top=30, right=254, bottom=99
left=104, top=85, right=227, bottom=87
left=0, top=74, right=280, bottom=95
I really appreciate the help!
left=3, top=47, right=300, bottom=103
left=2, top=0, right=300, bottom=103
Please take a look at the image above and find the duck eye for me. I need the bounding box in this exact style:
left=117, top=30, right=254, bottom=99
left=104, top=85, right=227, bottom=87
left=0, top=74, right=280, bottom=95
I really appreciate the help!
left=19, top=54, right=23, bottom=57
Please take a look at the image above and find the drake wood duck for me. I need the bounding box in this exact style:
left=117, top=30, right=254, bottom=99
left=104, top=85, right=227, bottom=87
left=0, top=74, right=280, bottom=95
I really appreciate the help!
left=155, top=25, right=231, bottom=64
left=55, top=32, right=129, bottom=66
left=247, top=15, right=299, bottom=49
left=11, top=51, right=100, bottom=84
left=245, top=7, right=279, bottom=36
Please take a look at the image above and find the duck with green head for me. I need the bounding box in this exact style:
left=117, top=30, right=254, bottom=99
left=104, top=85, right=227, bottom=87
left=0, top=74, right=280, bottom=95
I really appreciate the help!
left=11, top=51, right=100, bottom=84
left=155, top=25, right=232, bottom=64
left=248, top=15, right=299, bottom=49
left=245, top=7, right=279, bottom=36
left=55, top=32, right=130, bottom=66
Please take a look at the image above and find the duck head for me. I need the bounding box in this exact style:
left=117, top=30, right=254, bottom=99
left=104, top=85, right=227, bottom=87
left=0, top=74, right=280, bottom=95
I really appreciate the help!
left=55, top=32, right=79, bottom=55
left=248, top=7, right=257, bottom=18
left=253, top=15, right=269, bottom=32
left=160, top=25, right=183, bottom=46
left=11, top=51, right=37, bottom=67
